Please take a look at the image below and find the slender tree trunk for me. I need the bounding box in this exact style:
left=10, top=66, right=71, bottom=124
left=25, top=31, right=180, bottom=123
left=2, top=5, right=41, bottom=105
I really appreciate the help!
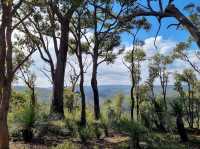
left=130, top=84, right=135, bottom=120
left=136, top=89, right=139, bottom=121
left=80, top=68, right=86, bottom=126
left=50, top=21, right=69, bottom=120
left=91, top=59, right=100, bottom=120
left=31, top=87, right=36, bottom=107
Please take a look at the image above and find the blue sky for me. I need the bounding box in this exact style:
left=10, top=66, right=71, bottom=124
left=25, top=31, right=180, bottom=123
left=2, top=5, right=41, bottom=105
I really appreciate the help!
left=14, top=0, right=200, bottom=88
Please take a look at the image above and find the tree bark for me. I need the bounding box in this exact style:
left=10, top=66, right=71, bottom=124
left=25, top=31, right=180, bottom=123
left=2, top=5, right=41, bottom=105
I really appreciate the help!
left=50, top=21, right=69, bottom=120
left=130, top=84, right=135, bottom=120
left=91, top=59, right=100, bottom=120
left=0, top=85, right=11, bottom=149
left=0, top=2, right=12, bottom=148
left=80, top=68, right=86, bottom=126
left=176, top=113, right=188, bottom=142
left=165, top=4, right=200, bottom=48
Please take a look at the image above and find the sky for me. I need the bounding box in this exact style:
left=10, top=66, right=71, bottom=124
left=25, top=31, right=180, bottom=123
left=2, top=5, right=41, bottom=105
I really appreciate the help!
left=14, top=0, right=200, bottom=88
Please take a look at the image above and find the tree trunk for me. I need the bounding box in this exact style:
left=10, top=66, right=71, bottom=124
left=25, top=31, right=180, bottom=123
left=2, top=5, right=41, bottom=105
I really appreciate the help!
left=50, top=21, right=69, bottom=120
left=176, top=113, right=188, bottom=142
left=91, top=60, right=100, bottom=120
left=31, top=87, right=36, bottom=107
left=0, top=2, right=12, bottom=148
left=165, top=4, right=200, bottom=48
left=79, top=61, right=86, bottom=127
left=0, top=83, right=12, bottom=149
left=130, top=84, right=135, bottom=120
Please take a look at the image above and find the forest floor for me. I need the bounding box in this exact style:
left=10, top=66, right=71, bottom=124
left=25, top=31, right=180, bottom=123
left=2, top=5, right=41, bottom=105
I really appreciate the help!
left=10, top=132, right=129, bottom=149
left=9, top=121, right=200, bottom=149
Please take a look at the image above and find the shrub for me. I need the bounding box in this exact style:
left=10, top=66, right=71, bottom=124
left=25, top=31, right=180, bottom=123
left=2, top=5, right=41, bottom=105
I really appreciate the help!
left=14, top=105, right=36, bottom=142
left=114, top=118, right=148, bottom=148
left=100, top=117, right=109, bottom=137
left=78, top=126, right=94, bottom=143
left=65, top=118, right=78, bottom=137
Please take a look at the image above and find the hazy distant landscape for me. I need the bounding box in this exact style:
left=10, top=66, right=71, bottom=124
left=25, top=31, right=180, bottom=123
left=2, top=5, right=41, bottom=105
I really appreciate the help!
left=13, top=85, right=181, bottom=103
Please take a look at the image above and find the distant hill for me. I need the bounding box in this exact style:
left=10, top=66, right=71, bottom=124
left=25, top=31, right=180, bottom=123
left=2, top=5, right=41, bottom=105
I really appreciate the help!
left=13, top=85, right=183, bottom=103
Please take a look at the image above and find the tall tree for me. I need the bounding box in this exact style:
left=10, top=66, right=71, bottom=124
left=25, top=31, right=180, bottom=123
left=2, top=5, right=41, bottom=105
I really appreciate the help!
left=85, top=0, right=130, bottom=120
left=123, top=42, right=146, bottom=120
left=147, top=64, right=166, bottom=131
left=151, top=53, right=173, bottom=110
left=174, top=69, right=197, bottom=128
left=0, top=0, right=35, bottom=148
left=69, top=5, right=91, bottom=126
left=20, top=1, right=83, bottom=119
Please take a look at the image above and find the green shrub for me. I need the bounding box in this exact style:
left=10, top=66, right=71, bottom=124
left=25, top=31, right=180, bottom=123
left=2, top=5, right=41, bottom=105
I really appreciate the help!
left=14, top=105, right=36, bottom=142
left=100, top=117, right=109, bottom=136
left=114, top=118, right=148, bottom=148
left=65, top=118, right=78, bottom=137
left=78, top=126, right=94, bottom=143
left=15, top=105, right=35, bottom=129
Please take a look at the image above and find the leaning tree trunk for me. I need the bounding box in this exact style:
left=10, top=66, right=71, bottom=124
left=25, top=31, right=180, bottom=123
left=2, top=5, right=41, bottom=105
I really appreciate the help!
left=50, top=21, right=69, bottom=120
left=165, top=4, right=200, bottom=48
left=91, top=59, right=100, bottom=120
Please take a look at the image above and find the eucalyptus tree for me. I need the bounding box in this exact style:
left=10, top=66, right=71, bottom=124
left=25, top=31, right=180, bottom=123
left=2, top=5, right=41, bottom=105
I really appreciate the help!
left=69, top=3, right=93, bottom=126
left=174, top=41, right=200, bottom=74
left=151, top=53, right=173, bottom=110
left=19, top=63, right=37, bottom=107
left=0, top=1, right=36, bottom=148
left=174, top=69, right=197, bottom=128
left=123, top=42, right=146, bottom=120
left=84, top=0, right=131, bottom=120
left=19, top=0, right=83, bottom=119
left=121, top=0, right=200, bottom=48
left=147, top=64, right=166, bottom=131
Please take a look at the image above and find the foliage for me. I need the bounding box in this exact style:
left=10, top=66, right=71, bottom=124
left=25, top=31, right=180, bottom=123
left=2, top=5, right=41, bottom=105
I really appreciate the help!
left=14, top=105, right=36, bottom=129
left=64, top=88, right=80, bottom=112
left=10, top=91, right=28, bottom=111
left=78, top=125, right=94, bottom=143
left=114, top=118, right=147, bottom=138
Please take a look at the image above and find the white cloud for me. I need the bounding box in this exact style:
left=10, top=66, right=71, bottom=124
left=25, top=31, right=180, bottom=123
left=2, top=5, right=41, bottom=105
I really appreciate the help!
left=15, top=36, right=200, bottom=88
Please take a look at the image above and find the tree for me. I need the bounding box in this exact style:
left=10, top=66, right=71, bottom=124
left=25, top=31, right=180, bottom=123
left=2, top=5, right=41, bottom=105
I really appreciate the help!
left=85, top=0, right=126, bottom=120
left=151, top=53, right=173, bottom=110
left=146, top=64, right=166, bottom=131
left=171, top=99, right=188, bottom=142
left=19, top=67, right=37, bottom=107
left=174, top=69, right=197, bottom=128
left=123, top=42, right=146, bottom=120
left=122, top=0, right=200, bottom=48
left=69, top=5, right=92, bottom=126
left=20, top=1, right=83, bottom=119
left=0, top=0, right=35, bottom=148
left=173, top=41, right=200, bottom=74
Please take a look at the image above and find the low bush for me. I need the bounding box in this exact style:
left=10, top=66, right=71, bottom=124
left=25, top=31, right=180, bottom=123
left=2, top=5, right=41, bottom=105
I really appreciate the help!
left=114, top=118, right=148, bottom=148
left=14, top=105, right=36, bottom=142
left=78, top=125, right=94, bottom=143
